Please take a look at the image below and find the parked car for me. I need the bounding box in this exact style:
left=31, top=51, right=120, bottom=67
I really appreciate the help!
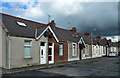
left=109, top=52, right=117, bottom=57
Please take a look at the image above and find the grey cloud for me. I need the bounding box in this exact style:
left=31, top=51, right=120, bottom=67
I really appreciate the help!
left=44, top=2, right=118, bottom=37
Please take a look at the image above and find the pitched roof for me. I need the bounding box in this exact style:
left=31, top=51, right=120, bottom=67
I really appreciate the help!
left=107, top=41, right=113, bottom=47
left=78, top=33, right=91, bottom=44
left=0, top=13, right=47, bottom=38
left=1, top=13, right=111, bottom=45
left=50, top=27, right=91, bottom=43
left=97, top=39, right=108, bottom=46
left=112, top=42, right=118, bottom=47
left=52, top=27, right=79, bottom=42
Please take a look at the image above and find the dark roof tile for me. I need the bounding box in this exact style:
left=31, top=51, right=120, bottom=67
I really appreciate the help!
left=1, top=13, right=47, bottom=38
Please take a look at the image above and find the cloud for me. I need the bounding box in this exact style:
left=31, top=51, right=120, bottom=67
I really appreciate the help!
left=24, top=6, right=44, bottom=19
left=1, top=1, right=45, bottom=19
left=52, top=0, right=83, bottom=16
left=102, top=35, right=119, bottom=42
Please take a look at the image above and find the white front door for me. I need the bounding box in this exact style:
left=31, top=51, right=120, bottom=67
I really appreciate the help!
left=48, top=43, right=54, bottom=64
left=40, top=42, right=46, bottom=64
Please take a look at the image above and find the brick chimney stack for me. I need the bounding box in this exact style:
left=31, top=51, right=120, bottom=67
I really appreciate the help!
left=70, top=27, right=76, bottom=32
left=84, top=32, right=90, bottom=36
left=103, top=38, right=107, bottom=41
left=96, top=35, right=101, bottom=39
left=49, top=20, right=56, bottom=30
left=109, top=39, right=111, bottom=42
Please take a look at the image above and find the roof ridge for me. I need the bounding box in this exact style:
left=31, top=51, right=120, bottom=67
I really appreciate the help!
left=0, top=12, right=47, bottom=25
left=36, top=25, right=48, bottom=29
left=55, top=27, right=71, bottom=32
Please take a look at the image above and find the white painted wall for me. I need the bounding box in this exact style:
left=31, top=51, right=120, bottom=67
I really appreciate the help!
left=102, top=46, right=106, bottom=56
left=92, top=45, right=95, bottom=58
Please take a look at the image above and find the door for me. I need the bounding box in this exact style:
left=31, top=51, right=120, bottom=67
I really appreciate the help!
left=40, top=42, right=46, bottom=64
left=79, top=44, right=83, bottom=60
left=48, top=43, right=54, bottom=64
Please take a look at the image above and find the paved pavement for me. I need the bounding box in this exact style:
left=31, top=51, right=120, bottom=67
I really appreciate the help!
left=1, top=56, right=120, bottom=77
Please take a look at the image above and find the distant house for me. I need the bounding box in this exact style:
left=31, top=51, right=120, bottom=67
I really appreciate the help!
left=97, top=37, right=107, bottom=57
left=0, top=13, right=48, bottom=69
left=80, top=32, right=92, bottom=59
left=92, top=38, right=100, bottom=58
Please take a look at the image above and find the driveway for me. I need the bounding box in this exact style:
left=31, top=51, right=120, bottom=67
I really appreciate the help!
left=2, top=56, right=119, bottom=77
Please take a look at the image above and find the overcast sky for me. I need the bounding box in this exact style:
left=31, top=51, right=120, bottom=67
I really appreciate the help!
left=0, top=0, right=119, bottom=42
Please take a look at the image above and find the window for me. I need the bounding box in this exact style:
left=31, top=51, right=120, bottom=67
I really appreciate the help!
left=17, top=21, right=26, bottom=27
left=85, top=44, right=89, bottom=55
left=99, top=46, right=101, bottom=55
left=49, top=48, right=52, bottom=55
left=41, top=42, right=45, bottom=46
left=59, top=44, right=63, bottom=56
left=103, top=47, right=105, bottom=54
left=24, top=40, right=32, bottom=58
left=49, top=43, right=52, bottom=46
left=72, top=43, right=77, bottom=56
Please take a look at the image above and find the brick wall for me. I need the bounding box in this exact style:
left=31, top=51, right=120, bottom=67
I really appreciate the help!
left=48, top=31, right=68, bottom=63
left=69, top=42, right=79, bottom=59
left=83, top=44, right=92, bottom=57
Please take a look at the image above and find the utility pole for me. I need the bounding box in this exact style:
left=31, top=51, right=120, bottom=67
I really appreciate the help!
left=68, top=16, right=70, bottom=28
left=47, top=14, right=51, bottom=23
left=91, top=32, right=93, bottom=58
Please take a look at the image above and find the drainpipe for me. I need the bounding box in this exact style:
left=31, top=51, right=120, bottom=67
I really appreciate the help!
left=67, top=41, right=69, bottom=61
left=8, top=35, right=11, bottom=69
left=35, top=28, right=37, bottom=39
left=90, top=32, right=93, bottom=58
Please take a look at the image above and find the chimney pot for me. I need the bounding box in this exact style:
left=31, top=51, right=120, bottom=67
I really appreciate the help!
left=103, top=38, right=107, bottom=41
left=49, top=20, right=56, bottom=30
left=84, top=32, right=90, bottom=36
left=96, top=35, right=101, bottom=39
left=70, top=27, right=76, bottom=32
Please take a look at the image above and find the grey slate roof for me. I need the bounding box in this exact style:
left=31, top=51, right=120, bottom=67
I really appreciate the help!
left=53, top=27, right=79, bottom=42
left=1, top=13, right=47, bottom=38
left=97, top=39, right=107, bottom=46
left=78, top=33, right=91, bottom=44
left=51, top=27, right=91, bottom=43
left=1, top=13, right=111, bottom=46
left=107, top=41, right=113, bottom=47
left=36, top=26, right=48, bottom=37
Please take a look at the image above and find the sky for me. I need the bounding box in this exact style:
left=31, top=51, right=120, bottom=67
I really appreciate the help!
left=0, top=0, right=119, bottom=42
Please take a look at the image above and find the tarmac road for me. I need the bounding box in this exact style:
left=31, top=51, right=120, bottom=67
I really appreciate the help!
left=2, top=56, right=119, bottom=77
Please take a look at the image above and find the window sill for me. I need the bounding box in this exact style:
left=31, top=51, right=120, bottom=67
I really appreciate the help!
left=24, top=56, right=32, bottom=59
left=72, top=55, right=77, bottom=56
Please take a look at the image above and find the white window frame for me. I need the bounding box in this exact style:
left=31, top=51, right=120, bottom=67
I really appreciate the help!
left=17, top=21, right=26, bottom=27
left=85, top=44, right=89, bottom=55
left=59, top=43, right=63, bottom=56
left=72, top=43, right=77, bottom=56
left=24, top=40, right=32, bottom=58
